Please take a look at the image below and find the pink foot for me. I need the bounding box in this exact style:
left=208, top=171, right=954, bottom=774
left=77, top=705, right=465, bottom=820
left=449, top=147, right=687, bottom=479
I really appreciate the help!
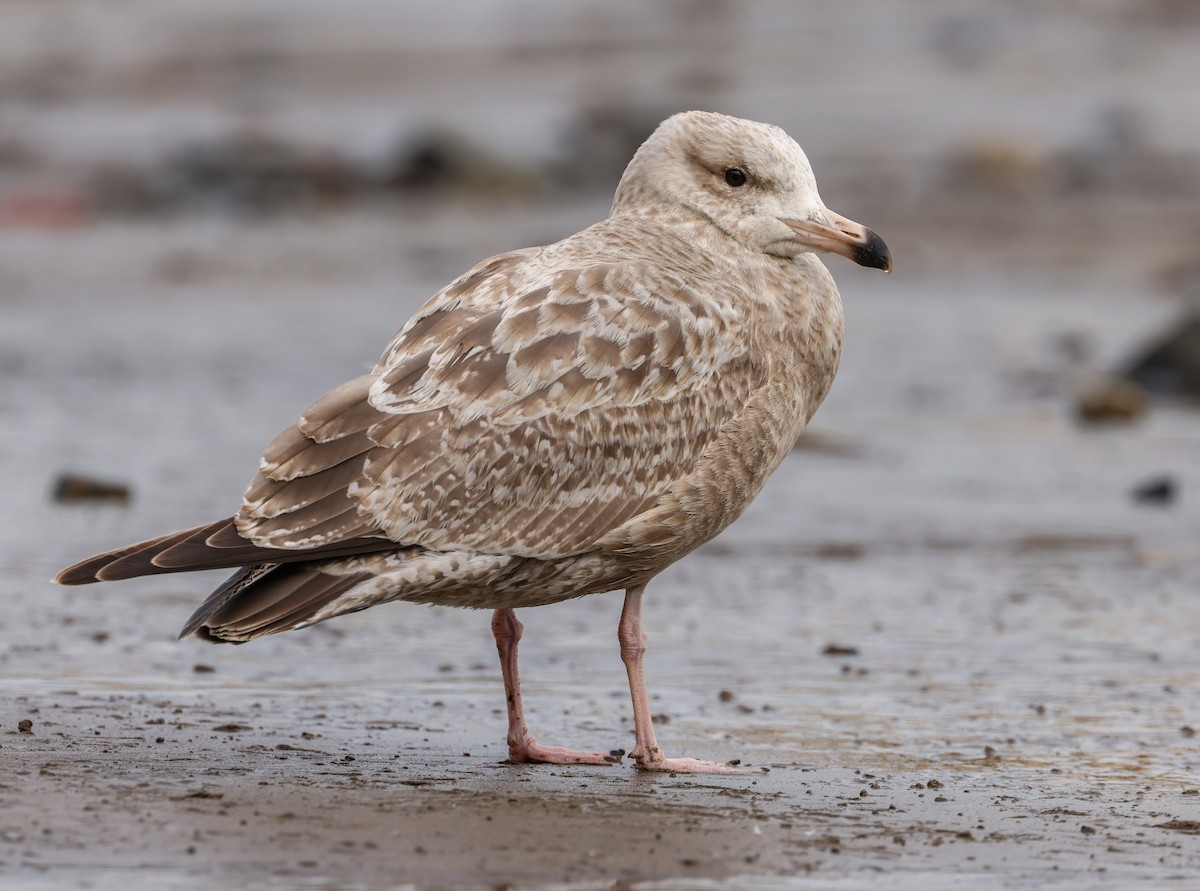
left=508, top=737, right=623, bottom=766
left=617, top=588, right=767, bottom=776
left=630, top=746, right=767, bottom=774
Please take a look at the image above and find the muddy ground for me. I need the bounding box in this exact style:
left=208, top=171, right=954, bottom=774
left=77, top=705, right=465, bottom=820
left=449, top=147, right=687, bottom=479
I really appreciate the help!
left=2, top=1, right=1200, bottom=888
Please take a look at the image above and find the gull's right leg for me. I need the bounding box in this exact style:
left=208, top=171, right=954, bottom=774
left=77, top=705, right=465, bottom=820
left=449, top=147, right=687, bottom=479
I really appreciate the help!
left=491, top=608, right=620, bottom=766
left=618, top=585, right=764, bottom=773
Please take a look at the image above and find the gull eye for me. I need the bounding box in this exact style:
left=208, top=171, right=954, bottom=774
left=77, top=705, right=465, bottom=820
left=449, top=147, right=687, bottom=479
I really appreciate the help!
left=723, top=167, right=747, bottom=188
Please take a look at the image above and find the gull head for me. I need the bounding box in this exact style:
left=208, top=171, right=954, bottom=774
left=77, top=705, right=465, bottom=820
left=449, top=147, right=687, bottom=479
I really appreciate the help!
left=614, top=110, right=891, bottom=272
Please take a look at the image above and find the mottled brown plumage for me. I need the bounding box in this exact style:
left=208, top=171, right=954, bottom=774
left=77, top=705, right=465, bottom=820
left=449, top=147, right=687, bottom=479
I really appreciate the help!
left=56, top=111, right=890, bottom=772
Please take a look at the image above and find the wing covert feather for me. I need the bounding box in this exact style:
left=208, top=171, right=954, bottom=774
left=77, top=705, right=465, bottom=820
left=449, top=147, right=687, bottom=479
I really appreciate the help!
left=237, top=242, right=763, bottom=558
left=353, top=254, right=762, bottom=557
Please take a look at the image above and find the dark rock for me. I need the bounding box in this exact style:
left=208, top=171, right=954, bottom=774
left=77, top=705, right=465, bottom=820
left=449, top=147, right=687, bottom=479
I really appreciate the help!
left=1131, top=476, right=1177, bottom=506
left=822, top=644, right=860, bottom=657
left=212, top=723, right=250, bottom=733
left=384, top=130, right=540, bottom=199
left=1076, top=377, right=1146, bottom=424
left=51, top=473, right=132, bottom=505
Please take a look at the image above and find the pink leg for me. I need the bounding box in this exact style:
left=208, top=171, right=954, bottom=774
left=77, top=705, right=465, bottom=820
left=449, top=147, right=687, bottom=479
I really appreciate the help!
left=491, top=608, right=619, bottom=766
left=618, top=586, right=765, bottom=774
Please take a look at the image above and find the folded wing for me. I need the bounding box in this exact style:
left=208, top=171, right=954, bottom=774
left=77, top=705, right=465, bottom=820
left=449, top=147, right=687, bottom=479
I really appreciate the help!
left=237, top=251, right=763, bottom=560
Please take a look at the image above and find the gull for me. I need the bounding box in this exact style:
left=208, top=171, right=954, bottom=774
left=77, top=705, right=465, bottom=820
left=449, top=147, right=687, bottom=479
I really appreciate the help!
left=56, top=111, right=891, bottom=773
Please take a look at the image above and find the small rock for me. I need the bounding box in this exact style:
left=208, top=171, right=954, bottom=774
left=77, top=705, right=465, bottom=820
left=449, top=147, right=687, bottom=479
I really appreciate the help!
left=811, top=542, right=865, bottom=560
left=1076, top=377, right=1146, bottom=424
left=1155, top=819, right=1200, bottom=834
left=51, top=473, right=132, bottom=505
left=822, top=644, right=860, bottom=657
left=1132, top=476, right=1177, bottom=505
left=385, top=129, right=539, bottom=199
left=174, top=789, right=223, bottom=801
left=1182, top=725, right=1196, bottom=738
left=18, top=719, right=33, bottom=733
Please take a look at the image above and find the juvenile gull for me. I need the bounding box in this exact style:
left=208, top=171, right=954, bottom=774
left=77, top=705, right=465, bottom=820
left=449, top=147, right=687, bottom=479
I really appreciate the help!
left=56, top=111, right=891, bottom=773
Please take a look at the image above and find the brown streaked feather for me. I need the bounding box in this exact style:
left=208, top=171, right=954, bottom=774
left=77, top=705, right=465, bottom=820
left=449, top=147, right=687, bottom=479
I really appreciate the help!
left=243, top=456, right=365, bottom=519
left=204, top=521, right=263, bottom=549
left=366, top=408, right=445, bottom=449
left=263, top=429, right=374, bottom=482
left=259, top=378, right=378, bottom=482
left=236, top=374, right=382, bottom=548
left=54, top=518, right=229, bottom=584
left=240, top=492, right=371, bottom=549
left=375, top=349, right=434, bottom=400
left=441, top=311, right=504, bottom=357
left=179, top=563, right=374, bottom=643
left=439, top=250, right=532, bottom=301
left=390, top=308, right=476, bottom=353
left=204, top=567, right=341, bottom=630
left=297, top=374, right=379, bottom=442
left=54, top=517, right=396, bottom=584
left=323, top=251, right=761, bottom=560
left=257, top=424, right=313, bottom=476
left=179, top=563, right=276, bottom=640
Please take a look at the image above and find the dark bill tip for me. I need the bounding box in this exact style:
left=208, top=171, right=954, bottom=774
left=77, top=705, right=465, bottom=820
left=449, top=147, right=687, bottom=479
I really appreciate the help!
left=853, top=229, right=892, bottom=272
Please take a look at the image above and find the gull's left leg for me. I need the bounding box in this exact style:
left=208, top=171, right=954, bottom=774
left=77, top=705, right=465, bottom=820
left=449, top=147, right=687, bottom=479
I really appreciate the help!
left=491, top=608, right=620, bottom=766
left=618, top=585, right=765, bottom=774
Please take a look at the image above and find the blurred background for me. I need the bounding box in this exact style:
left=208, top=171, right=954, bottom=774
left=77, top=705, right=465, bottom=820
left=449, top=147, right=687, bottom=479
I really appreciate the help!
left=3, top=0, right=1198, bottom=515
left=2, top=1, right=1199, bottom=886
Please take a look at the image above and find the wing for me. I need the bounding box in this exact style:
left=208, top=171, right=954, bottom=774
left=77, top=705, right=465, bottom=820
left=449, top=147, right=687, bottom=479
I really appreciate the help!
left=236, top=247, right=764, bottom=559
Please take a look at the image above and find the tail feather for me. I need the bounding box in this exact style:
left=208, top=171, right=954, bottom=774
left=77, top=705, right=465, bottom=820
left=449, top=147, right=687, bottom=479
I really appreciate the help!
left=180, top=563, right=373, bottom=643
left=54, top=517, right=396, bottom=585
